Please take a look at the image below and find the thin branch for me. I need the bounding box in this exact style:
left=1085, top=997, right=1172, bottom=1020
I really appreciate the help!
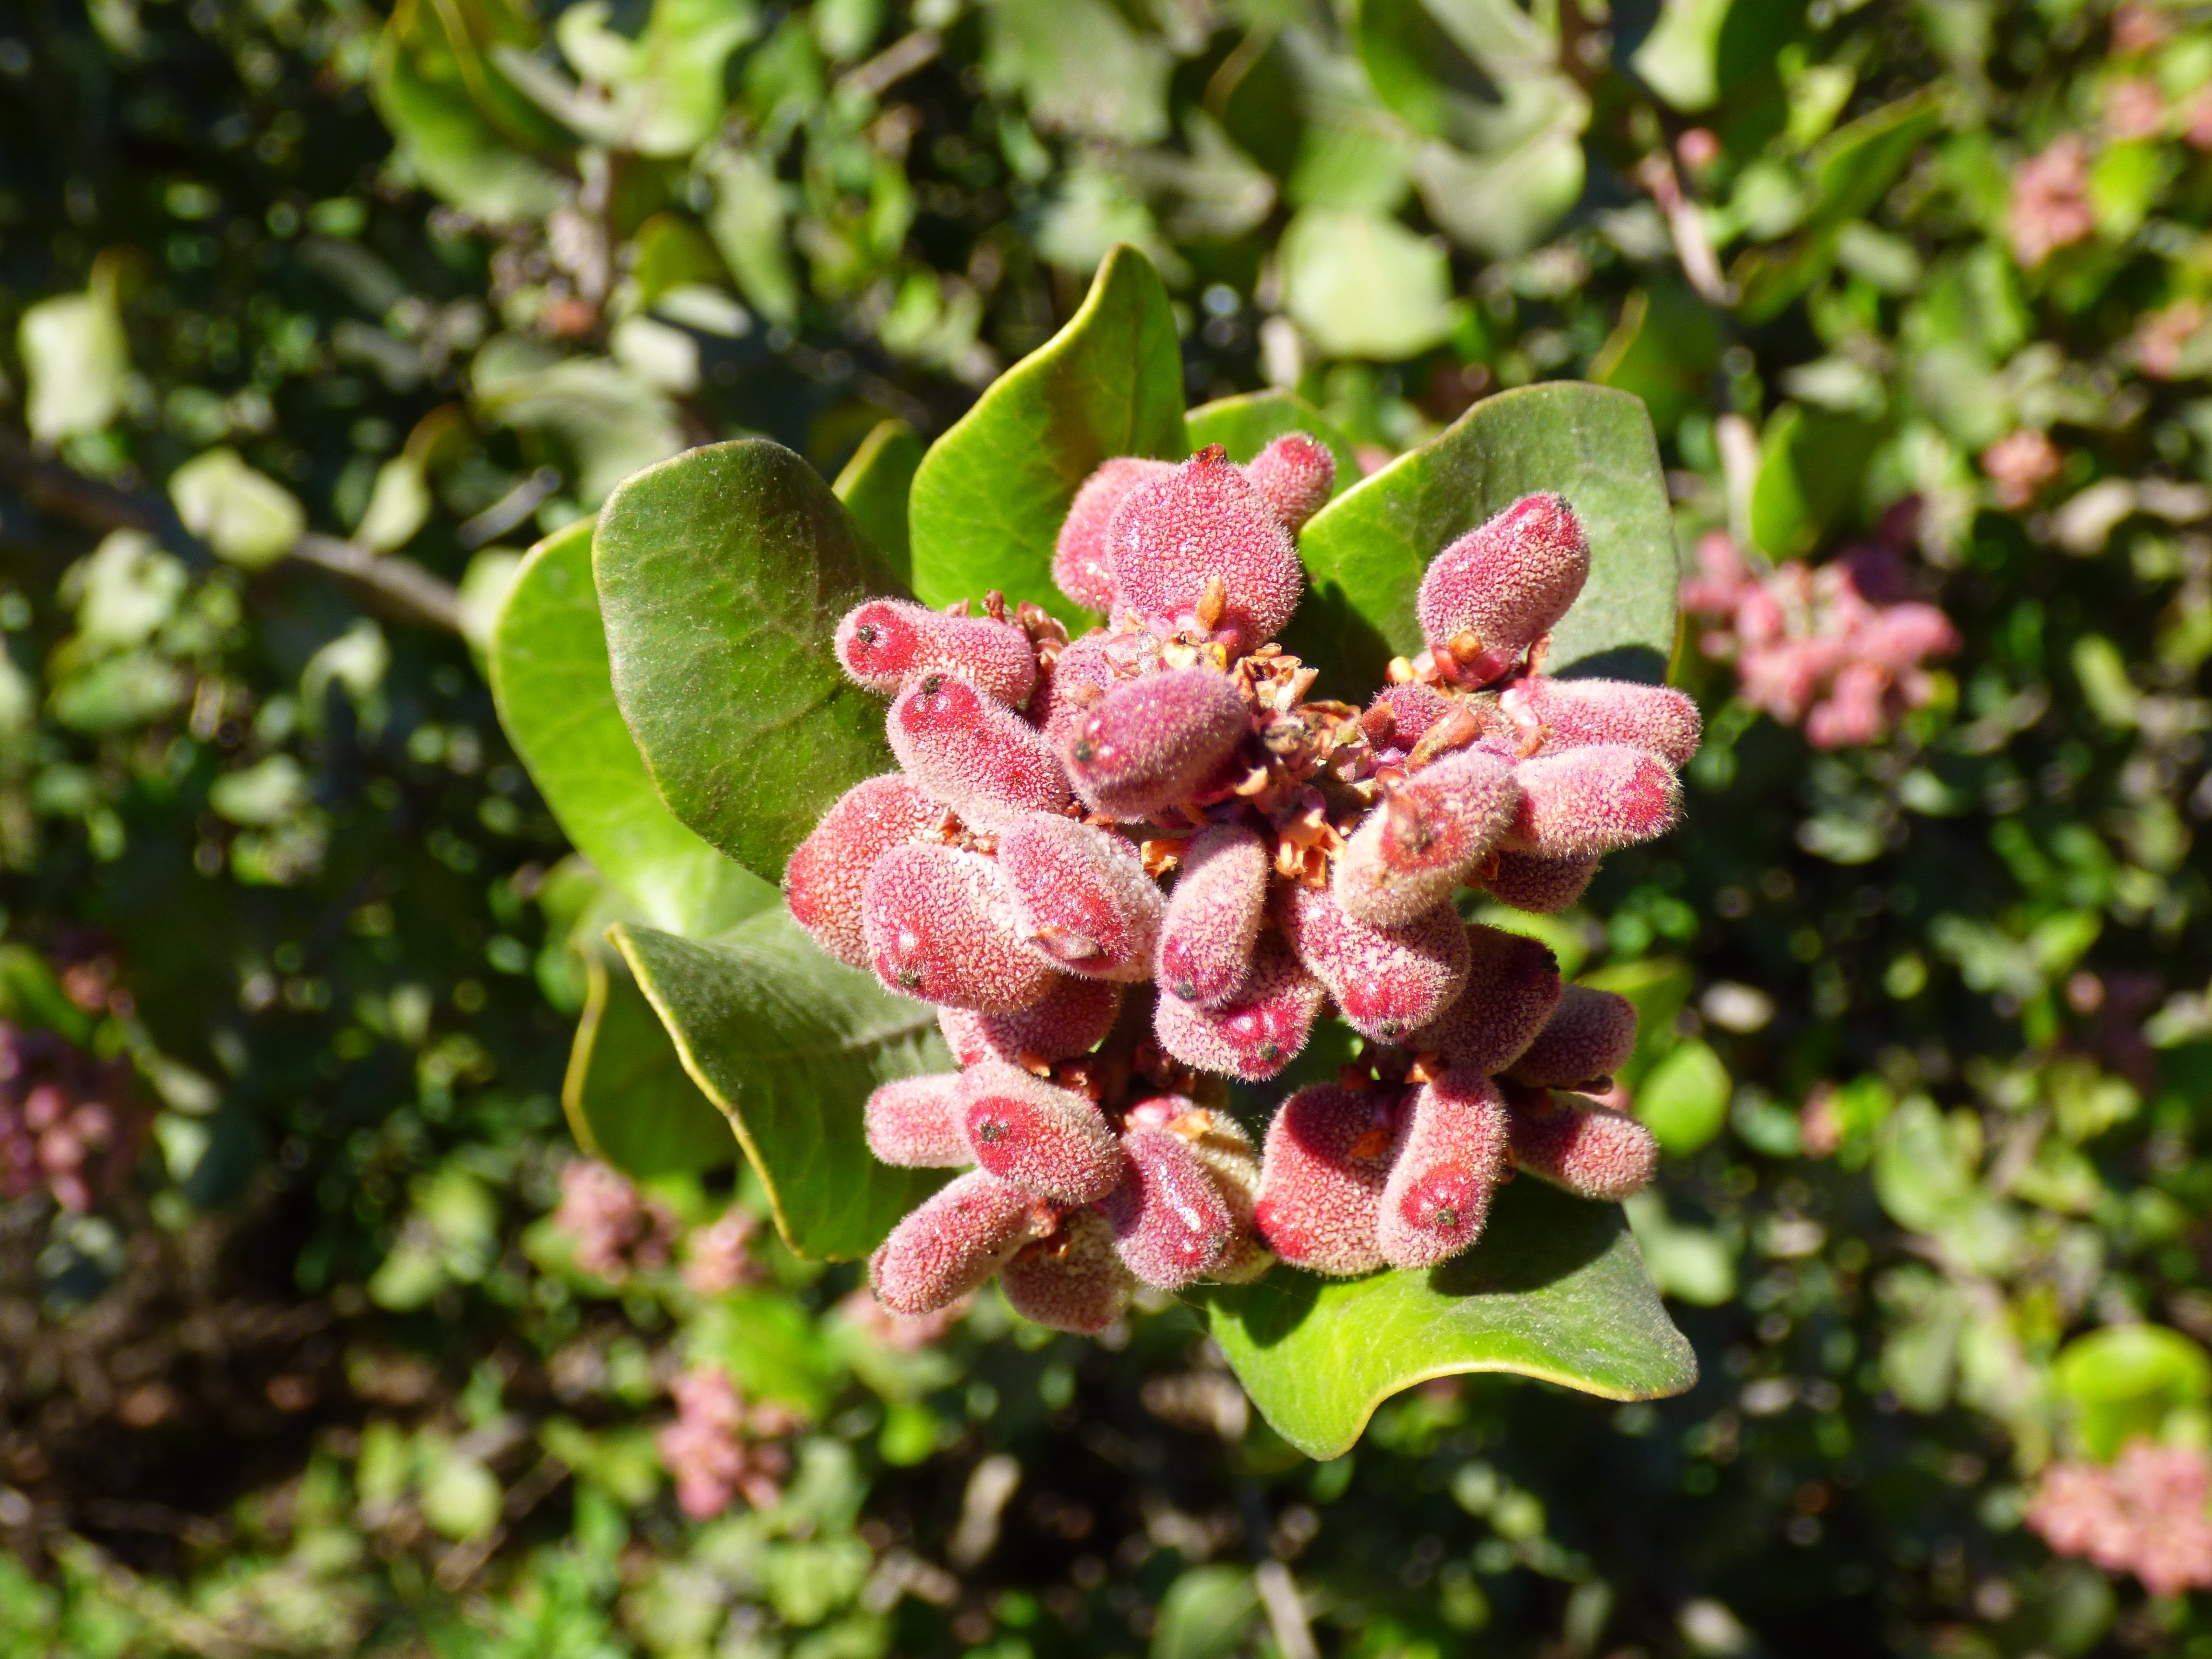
left=291, top=535, right=468, bottom=634
left=841, top=29, right=941, bottom=100
left=0, top=432, right=466, bottom=635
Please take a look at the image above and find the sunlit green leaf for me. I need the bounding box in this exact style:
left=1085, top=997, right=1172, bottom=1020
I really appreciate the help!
left=614, top=912, right=953, bottom=1259
left=908, top=243, right=1186, bottom=625
left=1287, top=383, right=1679, bottom=696
left=1202, top=1179, right=1697, bottom=1460
left=594, top=438, right=902, bottom=883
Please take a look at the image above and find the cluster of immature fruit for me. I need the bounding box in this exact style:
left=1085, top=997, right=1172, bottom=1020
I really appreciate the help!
left=783, top=432, right=1700, bottom=1333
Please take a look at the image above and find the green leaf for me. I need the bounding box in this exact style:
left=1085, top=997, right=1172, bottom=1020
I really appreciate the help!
left=1287, top=382, right=1679, bottom=696
left=1635, top=1039, right=1732, bottom=1156
left=1184, top=390, right=1360, bottom=493
left=1731, top=91, right=1942, bottom=322
left=2054, top=1325, right=2212, bottom=1462
left=19, top=283, right=128, bottom=445
left=613, top=911, right=954, bottom=1259
left=1150, top=1565, right=1259, bottom=1659
left=595, top=439, right=902, bottom=883
left=372, top=0, right=570, bottom=223
left=1280, top=206, right=1460, bottom=361
left=908, top=244, right=1186, bottom=625
left=1749, top=403, right=1882, bottom=559
left=492, top=519, right=777, bottom=936
left=1589, top=284, right=1724, bottom=439
left=169, top=448, right=305, bottom=569
left=565, top=946, right=736, bottom=1178
left=832, top=418, right=925, bottom=589
left=1201, top=1178, right=1697, bottom=1460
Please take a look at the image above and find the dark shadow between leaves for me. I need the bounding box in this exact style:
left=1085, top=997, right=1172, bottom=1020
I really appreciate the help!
left=1205, top=1179, right=1623, bottom=1350
left=1553, top=643, right=1669, bottom=685
left=1280, top=577, right=1398, bottom=699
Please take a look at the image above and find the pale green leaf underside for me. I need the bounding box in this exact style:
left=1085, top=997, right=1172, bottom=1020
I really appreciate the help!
left=834, top=417, right=925, bottom=590
left=1286, top=381, right=1680, bottom=697
left=907, top=243, right=1187, bottom=626
left=564, top=945, right=737, bottom=1177
left=614, top=911, right=954, bottom=1260
left=490, top=517, right=776, bottom=937
left=1201, top=1178, right=1699, bottom=1460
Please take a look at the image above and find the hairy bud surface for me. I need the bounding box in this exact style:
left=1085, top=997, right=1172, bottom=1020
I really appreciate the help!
left=1416, top=493, right=1591, bottom=685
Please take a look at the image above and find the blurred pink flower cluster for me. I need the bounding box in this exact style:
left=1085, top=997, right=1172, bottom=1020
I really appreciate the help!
left=2008, top=136, right=2096, bottom=267
left=836, top=1285, right=970, bottom=1351
left=1683, top=532, right=1959, bottom=749
left=552, top=1159, right=678, bottom=1281
left=682, top=1207, right=767, bottom=1296
left=2026, top=1441, right=2212, bottom=1598
left=0, top=1022, right=137, bottom=1213
left=655, top=1365, right=798, bottom=1520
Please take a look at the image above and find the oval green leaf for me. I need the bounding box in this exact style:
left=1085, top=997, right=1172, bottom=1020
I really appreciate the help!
left=491, top=517, right=777, bottom=936
left=564, top=945, right=736, bottom=1178
left=613, top=910, right=954, bottom=1260
left=595, top=439, right=903, bottom=883
left=1285, top=382, right=1680, bottom=697
left=1199, top=1178, right=1698, bottom=1460
left=907, top=243, right=1187, bottom=625
left=1184, top=389, right=1361, bottom=492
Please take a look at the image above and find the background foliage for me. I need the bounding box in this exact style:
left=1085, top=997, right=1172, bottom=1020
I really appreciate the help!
left=3, top=0, right=2212, bottom=1654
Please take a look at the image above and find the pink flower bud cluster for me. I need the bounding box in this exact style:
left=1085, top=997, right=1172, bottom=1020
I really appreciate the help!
left=2026, top=1440, right=2212, bottom=1598
left=2008, top=135, right=2095, bottom=268
left=553, top=1158, right=679, bottom=1282
left=655, top=1365, right=797, bottom=1520
left=0, top=1021, right=138, bottom=1214
left=1682, top=531, right=1958, bottom=749
left=681, top=1206, right=767, bottom=1296
left=787, top=447, right=1691, bottom=1329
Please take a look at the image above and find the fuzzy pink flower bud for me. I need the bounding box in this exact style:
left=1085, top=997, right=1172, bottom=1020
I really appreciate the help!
left=1156, top=822, right=1271, bottom=1006
left=1001, top=1208, right=1137, bottom=1334
left=836, top=598, right=1038, bottom=707
left=996, top=814, right=1163, bottom=981
left=1405, top=924, right=1562, bottom=1073
left=861, top=843, right=1058, bottom=1011
left=1504, top=986, right=1638, bottom=1089
left=1377, top=1072, right=1511, bottom=1270
left=869, top=1170, right=1057, bottom=1315
left=1360, top=682, right=1457, bottom=762
left=1102, top=1120, right=1236, bottom=1289
left=1416, top=494, right=1591, bottom=685
left=1054, top=457, right=1173, bottom=613
left=1244, top=431, right=1335, bottom=534
left=784, top=775, right=942, bottom=968
left=1108, top=445, right=1304, bottom=650
left=959, top=1062, right=1126, bottom=1202
left=938, top=977, right=1122, bottom=1067
left=864, top=1074, right=971, bottom=1167
left=1145, top=1100, right=1272, bottom=1283
left=1498, top=677, right=1702, bottom=769
left=1153, top=937, right=1327, bottom=1081
left=1061, top=666, right=1249, bottom=819
left=1483, top=849, right=1599, bottom=913
left=1253, top=1084, right=1397, bottom=1277
left=1504, top=1089, right=1658, bottom=1201
left=1503, top=744, right=1681, bottom=861
left=889, top=672, right=1070, bottom=831
left=1029, top=629, right=1126, bottom=750
left=1278, top=882, right=1470, bottom=1044
left=1334, top=748, right=1520, bottom=927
